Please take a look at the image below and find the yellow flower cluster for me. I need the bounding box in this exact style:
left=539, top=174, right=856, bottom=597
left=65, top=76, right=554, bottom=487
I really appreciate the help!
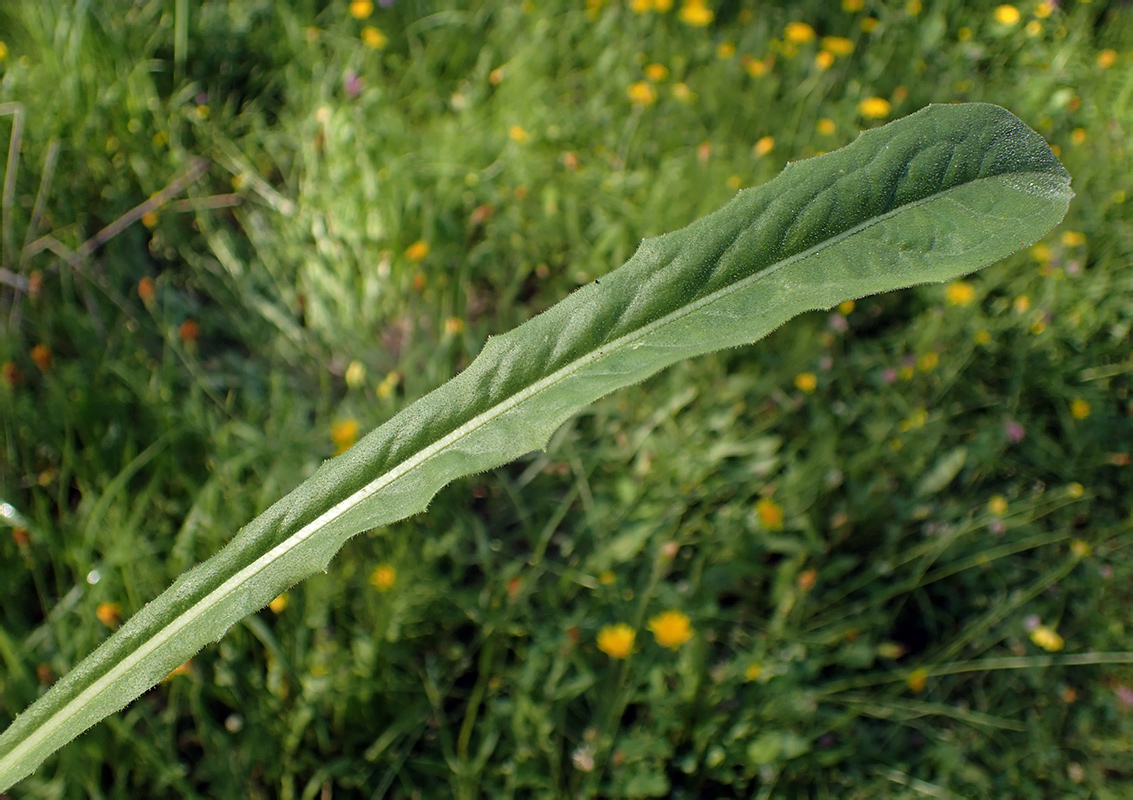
left=631, top=0, right=673, bottom=11
left=598, top=610, right=695, bottom=658
left=679, top=0, right=713, bottom=26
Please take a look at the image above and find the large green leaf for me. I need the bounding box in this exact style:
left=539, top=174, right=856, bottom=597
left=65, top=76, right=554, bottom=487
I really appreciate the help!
left=0, top=103, right=1072, bottom=789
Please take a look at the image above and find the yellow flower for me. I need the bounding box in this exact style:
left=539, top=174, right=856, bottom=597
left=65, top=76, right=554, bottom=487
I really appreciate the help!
left=917, top=352, right=938, bottom=371
left=269, top=593, right=288, bottom=613
left=1097, top=49, right=1117, bottom=69
left=508, top=124, right=529, bottom=143
left=753, top=135, right=774, bottom=157
left=899, top=408, right=928, bottom=432
left=598, top=570, right=616, bottom=585
left=627, top=81, right=657, bottom=106
left=597, top=623, right=636, bottom=658
left=0, top=41, right=7, bottom=61
left=860, top=17, right=878, bottom=33
left=859, top=97, right=891, bottom=119
left=331, top=418, right=360, bottom=454
left=817, top=118, right=836, bottom=135
left=988, top=495, right=1008, bottom=515
left=974, top=329, right=991, bottom=346
left=405, top=239, right=430, bottom=262
left=645, top=63, right=669, bottom=81
left=1070, top=128, right=1086, bottom=145
left=785, top=22, right=816, bottom=43
left=345, top=360, right=367, bottom=388
left=797, top=569, right=817, bottom=591
left=1013, top=295, right=1030, bottom=313
left=672, top=82, right=694, bottom=102
left=361, top=26, right=387, bottom=48
left=1070, top=399, right=1091, bottom=419
left=794, top=372, right=817, bottom=393
left=716, top=42, right=735, bottom=59
left=1067, top=482, right=1085, bottom=499
left=165, top=661, right=192, bottom=681
left=377, top=370, right=400, bottom=399
left=744, top=662, right=763, bottom=681
left=821, top=36, right=854, bottom=56
left=815, top=50, right=834, bottom=70
left=653, top=0, right=673, bottom=10
left=1061, top=230, right=1085, bottom=247
left=906, top=0, right=922, bottom=14
left=96, top=602, right=122, bottom=628
left=370, top=563, right=397, bottom=591
left=756, top=498, right=784, bottom=531
left=30, top=343, right=53, bottom=371
left=907, top=668, right=927, bottom=693
left=631, top=0, right=651, bottom=11
left=838, top=300, right=854, bottom=314
left=877, top=642, right=906, bottom=659
left=994, top=5, right=1020, bottom=25
left=1070, top=539, right=1092, bottom=557
left=726, top=175, right=741, bottom=191
left=648, top=610, right=694, bottom=649
left=945, top=280, right=975, bottom=306
left=1030, top=625, right=1064, bottom=652
left=743, top=55, right=772, bottom=77
left=678, top=1, right=713, bottom=27
left=1034, top=0, right=1054, bottom=17
left=349, top=0, right=373, bottom=19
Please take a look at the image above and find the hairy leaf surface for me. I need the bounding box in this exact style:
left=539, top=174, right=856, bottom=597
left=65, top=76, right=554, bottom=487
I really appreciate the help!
left=0, top=103, right=1072, bottom=789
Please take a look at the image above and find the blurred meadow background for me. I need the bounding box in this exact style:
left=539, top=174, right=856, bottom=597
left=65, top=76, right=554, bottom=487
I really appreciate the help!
left=1, top=0, right=1132, bottom=797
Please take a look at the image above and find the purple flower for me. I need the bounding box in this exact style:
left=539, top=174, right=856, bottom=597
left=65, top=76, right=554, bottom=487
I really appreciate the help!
left=344, top=71, right=363, bottom=98
left=1004, top=418, right=1026, bottom=444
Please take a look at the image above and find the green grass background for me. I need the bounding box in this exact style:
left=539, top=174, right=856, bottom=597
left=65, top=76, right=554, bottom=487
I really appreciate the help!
left=1, top=1, right=1131, bottom=797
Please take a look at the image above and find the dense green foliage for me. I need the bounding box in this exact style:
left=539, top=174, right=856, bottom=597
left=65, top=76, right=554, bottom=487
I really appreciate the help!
left=1, top=1, right=1130, bottom=797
